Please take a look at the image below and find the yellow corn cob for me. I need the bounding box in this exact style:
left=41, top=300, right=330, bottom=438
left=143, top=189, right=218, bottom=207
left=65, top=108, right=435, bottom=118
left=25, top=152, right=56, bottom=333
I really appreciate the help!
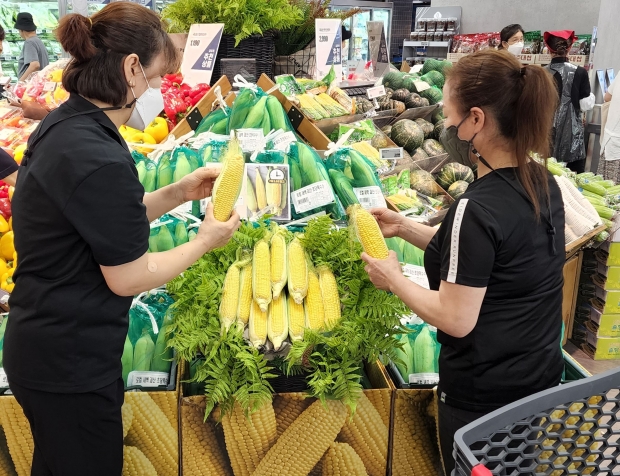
left=266, top=168, right=283, bottom=215
left=149, top=392, right=177, bottom=430
left=246, top=175, right=258, bottom=215
left=253, top=239, right=272, bottom=312
left=273, top=393, right=313, bottom=437
left=270, top=229, right=288, bottom=298
left=348, top=205, right=389, bottom=259
left=249, top=299, right=268, bottom=347
left=317, top=265, right=341, bottom=329
left=122, top=403, right=134, bottom=440
left=287, top=237, right=308, bottom=304
left=0, top=396, right=34, bottom=476
left=391, top=391, right=438, bottom=476
left=268, top=294, right=289, bottom=351
left=255, top=170, right=267, bottom=211
left=122, top=446, right=157, bottom=476
left=297, top=94, right=328, bottom=121
left=237, top=263, right=253, bottom=327
left=316, top=93, right=348, bottom=116
left=337, top=392, right=387, bottom=476
left=305, top=269, right=325, bottom=331
left=252, top=399, right=348, bottom=476
left=365, top=389, right=391, bottom=427
left=322, top=442, right=368, bottom=476
left=351, top=142, right=383, bottom=168
left=0, top=427, right=16, bottom=476
left=125, top=392, right=178, bottom=476
left=212, top=139, right=245, bottom=222
left=288, top=297, right=305, bottom=342
left=181, top=398, right=232, bottom=476
left=220, top=263, right=241, bottom=331
left=221, top=401, right=277, bottom=476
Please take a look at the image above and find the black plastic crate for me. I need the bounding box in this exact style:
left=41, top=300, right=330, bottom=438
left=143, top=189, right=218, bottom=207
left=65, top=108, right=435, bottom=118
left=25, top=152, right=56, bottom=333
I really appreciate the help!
left=211, top=34, right=275, bottom=84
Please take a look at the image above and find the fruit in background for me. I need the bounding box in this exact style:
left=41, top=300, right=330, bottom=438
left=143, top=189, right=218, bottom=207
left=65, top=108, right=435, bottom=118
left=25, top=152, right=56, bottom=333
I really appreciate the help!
left=53, top=85, right=69, bottom=105
left=0, top=231, right=14, bottom=260
left=145, top=117, right=169, bottom=144
left=0, top=216, right=8, bottom=234
left=13, top=144, right=27, bottom=164
left=119, top=125, right=142, bottom=141
left=130, top=132, right=157, bottom=156
left=49, top=69, right=63, bottom=82
left=1, top=268, right=14, bottom=293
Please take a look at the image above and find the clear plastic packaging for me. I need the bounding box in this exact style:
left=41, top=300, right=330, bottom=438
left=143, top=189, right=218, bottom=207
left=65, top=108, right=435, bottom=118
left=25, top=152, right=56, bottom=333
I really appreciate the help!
left=426, top=19, right=437, bottom=32
left=416, top=19, right=427, bottom=32
left=436, top=18, right=446, bottom=32
left=447, top=18, right=457, bottom=32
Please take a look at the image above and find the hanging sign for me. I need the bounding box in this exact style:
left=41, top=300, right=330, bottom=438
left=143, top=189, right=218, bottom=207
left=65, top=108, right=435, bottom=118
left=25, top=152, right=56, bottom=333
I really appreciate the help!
left=315, top=19, right=342, bottom=81
left=367, top=21, right=389, bottom=77
left=181, top=24, right=225, bottom=87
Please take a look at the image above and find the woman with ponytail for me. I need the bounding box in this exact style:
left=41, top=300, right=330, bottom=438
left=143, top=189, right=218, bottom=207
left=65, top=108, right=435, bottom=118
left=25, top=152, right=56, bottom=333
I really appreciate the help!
left=361, top=49, right=565, bottom=475
left=3, top=4, right=240, bottom=475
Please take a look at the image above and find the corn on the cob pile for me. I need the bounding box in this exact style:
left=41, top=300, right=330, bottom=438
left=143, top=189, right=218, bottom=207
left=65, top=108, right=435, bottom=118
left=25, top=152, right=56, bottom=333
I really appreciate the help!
left=391, top=391, right=438, bottom=476
left=317, top=266, right=341, bottom=329
left=288, top=297, right=305, bottom=342
left=365, top=390, right=392, bottom=428
left=221, top=401, right=277, bottom=476
left=249, top=299, right=268, bottom=348
left=316, top=94, right=349, bottom=117
left=348, top=205, right=389, bottom=259
left=268, top=294, right=289, bottom=351
left=287, top=237, right=308, bottom=304
left=237, top=263, right=253, bottom=326
left=0, top=397, right=34, bottom=476
left=270, top=230, right=288, bottom=298
left=297, top=94, right=329, bottom=121
left=0, top=429, right=16, bottom=476
left=253, top=239, right=272, bottom=312
left=272, top=394, right=313, bottom=438
left=212, top=139, right=245, bottom=222
left=125, top=392, right=177, bottom=476
left=322, top=442, right=368, bottom=476
left=149, top=392, right=177, bottom=429
left=351, top=142, right=383, bottom=168
left=121, top=403, right=134, bottom=440
left=305, top=269, right=325, bottom=331
left=182, top=399, right=232, bottom=476
left=252, top=399, right=348, bottom=476
left=122, top=446, right=157, bottom=476
left=337, top=393, right=387, bottom=476
left=266, top=168, right=283, bottom=215
left=329, top=87, right=356, bottom=115
left=255, top=171, right=267, bottom=211
left=220, top=263, right=241, bottom=331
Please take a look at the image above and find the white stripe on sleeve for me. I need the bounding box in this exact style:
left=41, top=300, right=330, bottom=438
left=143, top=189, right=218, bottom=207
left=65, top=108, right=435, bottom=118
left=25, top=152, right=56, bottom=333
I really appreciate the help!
left=447, top=199, right=469, bottom=284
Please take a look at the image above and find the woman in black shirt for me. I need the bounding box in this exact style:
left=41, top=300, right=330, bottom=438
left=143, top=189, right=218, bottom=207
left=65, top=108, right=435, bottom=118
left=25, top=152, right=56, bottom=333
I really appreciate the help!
left=3, top=4, right=239, bottom=475
left=362, top=50, right=565, bottom=475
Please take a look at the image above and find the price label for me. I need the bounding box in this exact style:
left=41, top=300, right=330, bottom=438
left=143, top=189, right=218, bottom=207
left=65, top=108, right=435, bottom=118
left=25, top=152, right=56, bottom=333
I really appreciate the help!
left=353, top=186, right=387, bottom=209
left=0, top=368, right=8, bottom=388
left=420, top=41, right=430, bottom=47
left=367, top=85, right=386, bottom=100
left=413, top=80, right=431, bottom=92
left=409, top=373, right=439, bottom=386
left=412, top=64, right=424, bottom=73
left=380, top=147, right=403, bottom=160
left=402, top=264, right=430, bottom=289
left=291, top=180, right=335, bottom=214
left=318, top=35, right=329, bottom=43
left=127, top=371, right=170, bottom=388
left=43, top=81, right=56, bottom=92
left=181, top=24, right=224, bottom=87
left=315, top=19, right=342, bottom=80
left=236, top=129, right=265, bottom=153
left=171, top=200, right=193, bottom=215
left=271, top=131, right=297, bottom=152
left=190, top=39, right=201, bottom=47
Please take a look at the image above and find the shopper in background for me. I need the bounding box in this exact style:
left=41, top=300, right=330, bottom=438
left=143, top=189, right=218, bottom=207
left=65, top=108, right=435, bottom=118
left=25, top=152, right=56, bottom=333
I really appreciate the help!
left=544, top=30, right=594, bottom=173
left=3, top=3, right=240, bottom=475
left=598, top=77, right=620, bottom=181
left=341, top=24, right=352, bottom=52
left=14, top=13, right=49, bottom=81
left=362, top=49, right=565, bottom=476
left=498, top=23, right=524, bottom=55
left=0, top=26, right=5, bottom=95
left=0, top=149, right=18, bottom=186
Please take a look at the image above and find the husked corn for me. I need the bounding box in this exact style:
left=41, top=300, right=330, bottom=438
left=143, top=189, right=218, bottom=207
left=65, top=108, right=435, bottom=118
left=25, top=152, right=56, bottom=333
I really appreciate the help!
left=288, top=298, right=305, bottom=342
left=237, top=263, right=253, bottom=327
left=212, top=139, right=245, bottom=222
left=249, top=299, right=268, bottom=348
left=220, top=263, right=241, bottom=331
left=255, top=171, right=267, bottom=211
left=266, top=168, right=283, bottom=215
left=122, top=403, right=134, bottom=440
left=287, top=237, right=308, bottom=304
left=317, top=265, right=341, bottom=329
left=270, top=230, right=288, bottom=298
left=322, top=442, right=368, bottom=476
left=305, top=269, right=325, bottom=331
left=253, top=239, right=272, bottom=312
left=348, top=205, right=389, bottom=259
left=273, top=394, right=313, bottom=437
left=122, top=446, right=157, bottom=476
left=0, top=396, right=34, bottom=476
left=268, top=294, right=288, bottom=351
left=149, top=392, right=177, bottom=429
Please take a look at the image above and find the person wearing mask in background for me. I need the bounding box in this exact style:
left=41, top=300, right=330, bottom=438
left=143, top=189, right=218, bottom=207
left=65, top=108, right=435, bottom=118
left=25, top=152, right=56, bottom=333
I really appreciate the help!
left=361, top=49, right=565, bottom=476
left=14, top=13, right=49, bottom=82
left=3, top=3, right=240, bottom=474
left=598, top=78, right=620, bottom=181
left=498, top=23, right=525, bottom=55
left=544, top=30, right=594, bottom=173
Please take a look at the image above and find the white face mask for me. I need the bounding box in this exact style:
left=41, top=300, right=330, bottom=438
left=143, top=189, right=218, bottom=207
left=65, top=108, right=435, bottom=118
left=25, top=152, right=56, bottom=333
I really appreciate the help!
left=125, top=64, right=164, bottom=131
left=507, top=42, right=524, bottom=56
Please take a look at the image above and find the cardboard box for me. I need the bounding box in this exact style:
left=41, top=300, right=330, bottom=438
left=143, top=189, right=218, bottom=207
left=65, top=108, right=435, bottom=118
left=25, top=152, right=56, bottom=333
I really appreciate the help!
left=595, top=241, right=620, bottom=266
left=584, top=329, right=620, bottom=360
left=592, top=267, right=620, bottom=290
left=587, top=304, right=620, bottom=337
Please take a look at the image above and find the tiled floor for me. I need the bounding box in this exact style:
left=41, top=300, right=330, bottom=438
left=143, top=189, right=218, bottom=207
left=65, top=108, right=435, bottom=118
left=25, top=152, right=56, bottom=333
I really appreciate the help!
left=564, top=341, right=620, bottom=375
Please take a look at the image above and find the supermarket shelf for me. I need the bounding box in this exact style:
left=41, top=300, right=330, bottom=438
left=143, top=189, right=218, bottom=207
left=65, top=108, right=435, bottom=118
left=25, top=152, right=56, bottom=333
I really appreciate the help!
left=403, top=40, right=450, bottom=48
left=564, top=341, right=620, bottom=375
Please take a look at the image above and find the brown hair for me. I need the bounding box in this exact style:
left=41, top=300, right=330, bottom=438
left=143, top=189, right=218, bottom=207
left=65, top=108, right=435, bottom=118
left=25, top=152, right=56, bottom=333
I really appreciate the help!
left=55, top=4, right=179, bottom=106
left=0, top=26, right=4, bottom=42
left=546, top=36, right=570, bottom=56
left=498, top=24, right=524, bottom=49
left=446, top=49, right=558, bottom=217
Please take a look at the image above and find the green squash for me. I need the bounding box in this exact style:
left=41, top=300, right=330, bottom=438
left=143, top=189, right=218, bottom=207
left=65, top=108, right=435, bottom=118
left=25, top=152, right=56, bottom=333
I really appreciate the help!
left=420, top=86, right=443, bottom=105
left=411, top=169, right=442, bottom=197
left=412, top=148, right=429, bottom=161
left=391, top=119, right=425, bottom=153
left=422, top=138, right=446, bottom=157
left=436, top=162, right=475, bottom=190
left=415, top=119, right=434, bottom=139
left=433, top=119, right=446, bottom=140
left=447, top=180, right=470, bottom=199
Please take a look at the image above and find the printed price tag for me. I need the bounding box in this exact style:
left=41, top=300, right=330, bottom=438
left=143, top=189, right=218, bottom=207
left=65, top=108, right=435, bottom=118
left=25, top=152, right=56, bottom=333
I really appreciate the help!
left=413, top=80, right=431, bottom=92
left=412, top=64, right=424, bottom=73
left=127, top=371, right=170, bottom=388
left=271, top=131, right=297, bottom=152
left=236, top=129, right=265, bottom=153
left=380, top=147, right=404, bottom=160
left=43, top=81, right=56, bottom=92
left=171, top=201, right=193, bottom=215
left=181, top=24, right=224, bottom=87
left=353, top=186, right=387, bottom=209
left=367, top=85, right=386, bottom=100
left=0, top=368, right=8, bottom=388
left=420, top=41, right=430, bottom=47
left=291, top=180, right=335, bottom=214
left=409, top=373, right=439, bottom=386
left=315, top=19, right=343, bottom=80
left=402, top=264, right=430, bottom=289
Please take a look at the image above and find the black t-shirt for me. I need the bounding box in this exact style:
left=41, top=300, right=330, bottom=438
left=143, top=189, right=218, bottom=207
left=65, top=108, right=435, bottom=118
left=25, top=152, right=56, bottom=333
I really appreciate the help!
left=3, top=94, right=150, bottom=393
left=424, top=167, right=565, bottom=412
left=0, top=148, right=19, bottom=180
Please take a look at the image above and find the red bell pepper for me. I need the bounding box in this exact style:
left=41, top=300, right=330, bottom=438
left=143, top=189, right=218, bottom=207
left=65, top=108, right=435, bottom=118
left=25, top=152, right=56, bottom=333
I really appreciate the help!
left=0, top=198, right=11, bottom=219
left=0, top=188, right=9, bottom=199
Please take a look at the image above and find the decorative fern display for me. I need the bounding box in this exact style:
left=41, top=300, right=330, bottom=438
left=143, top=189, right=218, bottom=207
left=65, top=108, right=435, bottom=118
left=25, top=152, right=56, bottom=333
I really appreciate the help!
left=162, top=0, right=304, bottom=46
left=167, top=217, right=408, bottom=417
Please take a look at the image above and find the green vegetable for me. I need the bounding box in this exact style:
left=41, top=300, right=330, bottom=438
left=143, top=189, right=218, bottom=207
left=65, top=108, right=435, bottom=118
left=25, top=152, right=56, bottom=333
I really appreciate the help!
left=447, top=180, right=469, bottom=199
left=419, top=86, right=443, bottom=105
left=329, top=169, right=358, bottom=209
left=436, top=163, right=475, bottom=189
left=411, top=169, right=442, bottom=197
left=391, top=119, right=425, bottom=153
left=394, top=333, right=415, bottom=380
left=133, top=330, right=155, bottom=372
left=156, top=225, right=176, bottom=252
left=594, top=204, right=615, bottom=220
left=413, top=326, right=437, bottom=374
left=414, top=119, right=434, bottom=138
left=422, top=138, right=446, bottom=157
left=121, top=336, right=133, bottom=386
left=578, top=178, right=607, bottom=196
